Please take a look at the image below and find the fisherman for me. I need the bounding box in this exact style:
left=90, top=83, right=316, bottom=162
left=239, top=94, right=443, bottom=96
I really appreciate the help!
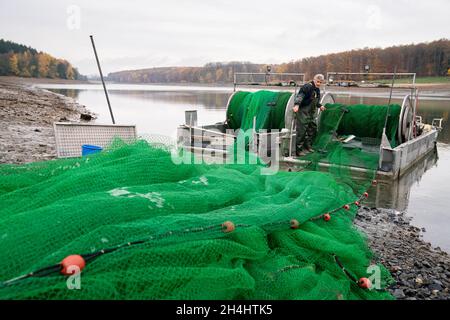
left=293, top=74, right=326, bottom=156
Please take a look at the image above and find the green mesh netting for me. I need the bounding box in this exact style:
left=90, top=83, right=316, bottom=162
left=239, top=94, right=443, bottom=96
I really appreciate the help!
left=226, top=91, right=251, bottom=130
left=298, top=103, right=402, bottom=175
left=0, top=93, right=400, bottom=300
left=226, top=90, right=292, bottom=130
left=318, top=103, right=402, bottom=148
left=0, top=139, right=393, bottom=300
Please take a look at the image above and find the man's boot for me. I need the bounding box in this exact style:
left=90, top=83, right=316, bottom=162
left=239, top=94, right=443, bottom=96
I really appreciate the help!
left=304, top=146, right=315, bottom=153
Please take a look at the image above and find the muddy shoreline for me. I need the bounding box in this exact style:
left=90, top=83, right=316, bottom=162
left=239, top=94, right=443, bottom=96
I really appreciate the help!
left=0, top=77, right=448, bottom=299
left=0, top=78, right=95, bottom=164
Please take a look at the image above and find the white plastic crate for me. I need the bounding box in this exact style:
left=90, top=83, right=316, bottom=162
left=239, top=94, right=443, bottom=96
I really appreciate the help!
left=53, top=122, right=137, bottom=158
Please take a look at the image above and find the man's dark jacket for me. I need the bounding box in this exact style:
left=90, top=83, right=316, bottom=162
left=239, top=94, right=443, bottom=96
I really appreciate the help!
left=294, top=81, right=322, bottom=108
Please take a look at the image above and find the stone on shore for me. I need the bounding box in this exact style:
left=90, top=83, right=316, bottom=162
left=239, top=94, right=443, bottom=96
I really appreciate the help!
left=355, top=207, right=450, bottom=300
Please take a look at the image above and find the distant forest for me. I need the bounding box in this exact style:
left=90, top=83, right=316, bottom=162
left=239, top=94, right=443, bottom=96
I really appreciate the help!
left=108, top=39, right=450, bottom=83
left=107, top=62, right=265, bottom=84
left=0, top=39, right=86, bottom=80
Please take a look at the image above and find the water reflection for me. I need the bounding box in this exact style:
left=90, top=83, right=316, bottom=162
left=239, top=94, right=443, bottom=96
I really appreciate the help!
left=53, top=89, right=80, bottom=99
left=366, top=148, right=438, bottom=211
left=48, top=88, right=231, bottom=137
left=105, top=90, right=230, bottom=111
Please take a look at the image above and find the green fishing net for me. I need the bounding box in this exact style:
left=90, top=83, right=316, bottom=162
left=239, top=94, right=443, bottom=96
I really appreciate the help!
left=227, top=90, right=292, bottom=130
left=0, top=92, right=399, bottom=300
left=319, top=103, right=402, bottom=148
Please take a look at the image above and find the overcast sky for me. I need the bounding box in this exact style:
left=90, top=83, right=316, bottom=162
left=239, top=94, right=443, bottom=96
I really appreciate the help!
left=1, top=0, right=449, bottom=75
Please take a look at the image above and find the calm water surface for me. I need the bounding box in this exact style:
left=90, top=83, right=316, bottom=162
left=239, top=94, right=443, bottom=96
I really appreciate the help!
left=40, top=83, right=450, bottom=252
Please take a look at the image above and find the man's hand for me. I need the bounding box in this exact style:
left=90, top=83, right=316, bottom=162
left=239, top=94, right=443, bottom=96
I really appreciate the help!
left=293, top=105, right=299, bottom=113
left=320, top=106, right=326, bottom=111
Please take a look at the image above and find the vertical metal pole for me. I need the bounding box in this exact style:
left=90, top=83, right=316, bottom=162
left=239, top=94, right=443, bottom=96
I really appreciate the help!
left=252, top=116, right=257, bottom=154
left=189, top=113, right=193, bottom=147
left=90, top=35, right=115, bottom=124
left=379, top=67, right=397, bottom=169
left=289, top=116, right=295, bottom=157
left=413, top=88, right=419, bottom=138
left=387, top=66, right=397, bottom=107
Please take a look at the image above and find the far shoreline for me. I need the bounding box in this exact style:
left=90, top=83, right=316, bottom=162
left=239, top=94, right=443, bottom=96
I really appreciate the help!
left=2, top=76, right=449, bottom=92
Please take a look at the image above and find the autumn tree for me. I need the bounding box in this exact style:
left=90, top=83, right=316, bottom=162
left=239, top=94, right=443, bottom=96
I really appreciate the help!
left=0, top=39, right=85, bottom=79
left=8, top=53, right=19, bottom=76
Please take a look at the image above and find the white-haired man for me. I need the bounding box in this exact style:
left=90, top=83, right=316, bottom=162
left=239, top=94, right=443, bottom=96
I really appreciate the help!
left=292, top=74, right=326, bottom=156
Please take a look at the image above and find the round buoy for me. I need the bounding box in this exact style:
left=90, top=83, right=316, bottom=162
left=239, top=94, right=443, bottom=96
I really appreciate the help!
left=354, top=201, right=360, bottom=206
left=363, top=192, right=369, bottom=198
left=343, top=204, right=350, bottom=210
left=323, top=213, right=331, bottom=222
left=60, top=255, right=86, bottom=275
left=222, top=221, right=235, bottom=233
left=290, top=219, right=300, bottom=229
left=358, top=277, right=372, bottom=289
left=372, top=180, right=378, bottom=186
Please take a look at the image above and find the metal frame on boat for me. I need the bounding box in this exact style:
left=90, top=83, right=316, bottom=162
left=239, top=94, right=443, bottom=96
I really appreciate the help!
left=177, top=71, right=443, bottom=180
left=233, top=71, right=306, bottom=92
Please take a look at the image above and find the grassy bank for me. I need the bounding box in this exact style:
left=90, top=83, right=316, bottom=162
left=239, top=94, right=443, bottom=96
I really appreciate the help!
left=378, top=76, right=450, bottom=85
left=414, top=76, right=450, bottom=84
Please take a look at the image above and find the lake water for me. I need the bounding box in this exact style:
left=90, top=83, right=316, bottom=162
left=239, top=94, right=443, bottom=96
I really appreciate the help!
left=40, top=83, right=450, bottom=252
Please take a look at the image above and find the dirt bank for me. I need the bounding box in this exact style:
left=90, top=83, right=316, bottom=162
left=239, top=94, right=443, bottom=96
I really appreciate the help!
left=0, top=78, right=95, bottom=164
left=0, top=76, right=92, bottom=85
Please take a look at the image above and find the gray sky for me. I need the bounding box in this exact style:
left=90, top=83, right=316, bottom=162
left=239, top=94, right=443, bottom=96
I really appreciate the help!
left=1, top=0, right=449, bottom=75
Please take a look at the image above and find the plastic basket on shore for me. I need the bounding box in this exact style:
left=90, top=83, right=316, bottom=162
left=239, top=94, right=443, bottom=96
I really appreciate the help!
left=81, top=144, right=103, bottom=156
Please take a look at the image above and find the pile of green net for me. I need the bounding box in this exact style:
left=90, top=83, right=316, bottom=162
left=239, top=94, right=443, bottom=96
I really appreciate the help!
left=226, top=90, right=292, bottom=130
left=318, top=103, right=402, bottom=148
left=0, top=92, right=401, bottom=300
left=0, top=139, right=393, bottom=300
left=300, top=103, right=402, bottom=173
